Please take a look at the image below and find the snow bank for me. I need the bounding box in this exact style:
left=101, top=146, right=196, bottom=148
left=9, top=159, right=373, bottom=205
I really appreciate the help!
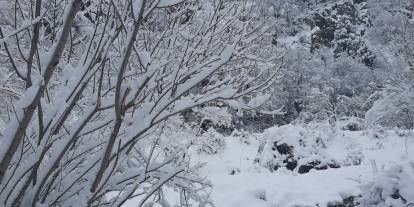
left=120, top=118, right=414, bottom=207
left=192, top=122, right=414, bottom=207
left=256, top=122, right=363, bottom=174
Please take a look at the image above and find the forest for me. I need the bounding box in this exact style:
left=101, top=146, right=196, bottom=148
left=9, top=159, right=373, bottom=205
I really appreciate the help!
left=0, top=0, right=413, bottom=206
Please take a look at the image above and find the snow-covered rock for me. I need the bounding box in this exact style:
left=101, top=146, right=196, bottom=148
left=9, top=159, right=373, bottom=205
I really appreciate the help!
left=256, top=123, right=363, bottom=174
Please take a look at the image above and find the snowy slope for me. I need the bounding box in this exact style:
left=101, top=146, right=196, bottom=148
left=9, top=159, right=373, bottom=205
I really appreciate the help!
left=193, top=125, right=414, bottom=207
left=121, top=123, right=414, bottom=207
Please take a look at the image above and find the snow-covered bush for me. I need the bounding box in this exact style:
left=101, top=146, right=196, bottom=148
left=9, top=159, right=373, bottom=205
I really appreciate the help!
left=196, top=129, right=226, bottom=155
left=359, top=161, right=414, bottom=207
left=185, top=106, right=235, bottom=135
left=366, top=84, right=414, bottom=129
left=155, top=116, right=226, bottom=155
left=367, top=0, right=414, bottom=76
left=231, top=129, right=254, bottom=145
left=256, top=123, right=363, bottom=173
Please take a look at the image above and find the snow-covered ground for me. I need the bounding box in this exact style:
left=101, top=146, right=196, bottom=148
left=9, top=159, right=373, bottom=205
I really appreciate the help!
left=193, top=125, right=414, bottom=207
left=122, top=122, right=414, bottom=207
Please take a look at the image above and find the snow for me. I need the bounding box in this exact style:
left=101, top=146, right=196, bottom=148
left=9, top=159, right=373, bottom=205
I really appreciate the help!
left=117, top=120, right=414, bottom=207
left=188, top=124, right=413, bottom=207
left=132, top=0, right=144, bottom=20
left=208, top=168, right=362, bottom=207
left=158, top=0, right=183, bottom=8
left=120, top=124, right=411, bottom=207
left=0, top=1, right=7, bottom=11
left=0, top=16, right=42, bottom=45
left=1, top=0, right=414, bottom=206
left=248, top=94, right=271, bottom=108
left=193, top=135, right=353, bottom=206
left=0, top=84, right=39, bottom=161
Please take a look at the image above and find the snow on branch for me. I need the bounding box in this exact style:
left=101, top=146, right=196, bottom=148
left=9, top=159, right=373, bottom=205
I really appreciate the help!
left=0, top=0, right=280, bottom=206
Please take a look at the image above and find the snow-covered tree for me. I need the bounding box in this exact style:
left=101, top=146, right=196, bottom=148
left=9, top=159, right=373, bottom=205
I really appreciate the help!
left=364, top=0, right=414, bottom=129
left=0, top=0, right=279, bottom=206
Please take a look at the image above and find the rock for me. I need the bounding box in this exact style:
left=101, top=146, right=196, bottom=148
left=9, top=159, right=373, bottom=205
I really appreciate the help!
left=327, top=196, right=358, bottom=207
left=275, top=142, right=294, bottom=155
left=298, top=164, right=315, bottom=174
left=257, top=124, right=363, bottom=174
left=339, top=118, right=366, bottom=131
left=284, top=158, right=298, bottom=171
left=298, top=161, right=324, bottom=174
